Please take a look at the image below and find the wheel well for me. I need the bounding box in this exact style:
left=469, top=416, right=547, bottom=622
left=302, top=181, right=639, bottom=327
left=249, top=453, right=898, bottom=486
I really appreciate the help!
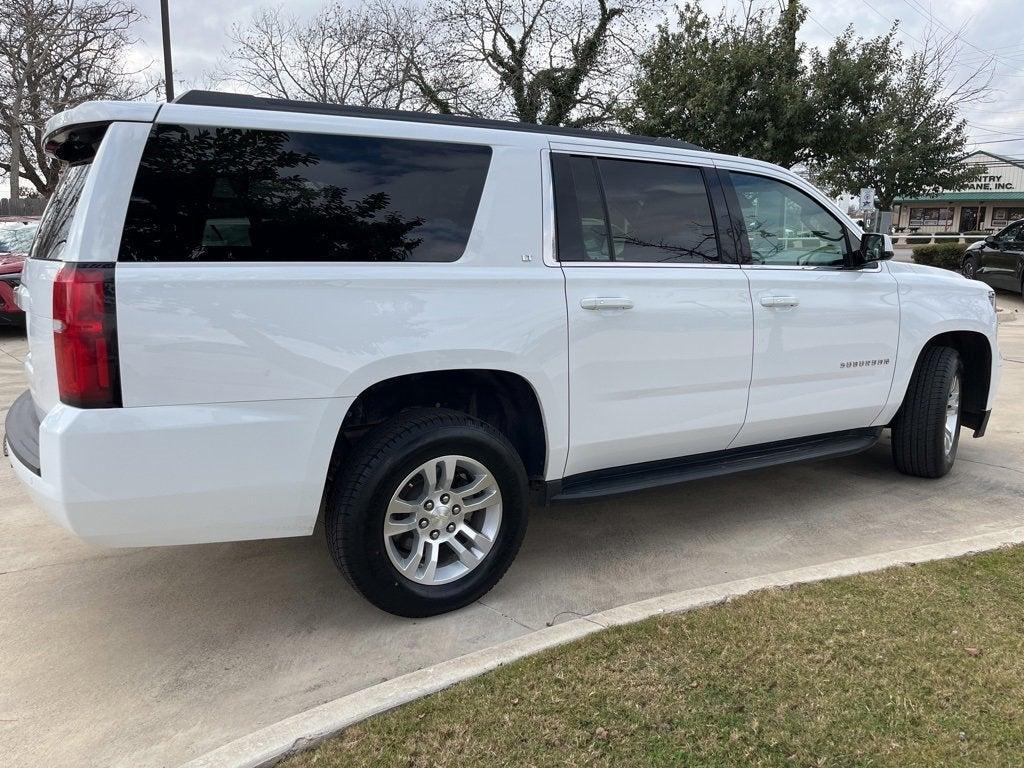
left=334, top=370, right=547, bottom=479
left=917, top=331, right=992, bottom=432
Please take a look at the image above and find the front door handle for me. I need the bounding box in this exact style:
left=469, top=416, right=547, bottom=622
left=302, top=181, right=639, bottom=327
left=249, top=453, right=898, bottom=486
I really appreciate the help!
left=760, top=295, right=799, bottom=308
left=580, top=297, right=634, bottom=311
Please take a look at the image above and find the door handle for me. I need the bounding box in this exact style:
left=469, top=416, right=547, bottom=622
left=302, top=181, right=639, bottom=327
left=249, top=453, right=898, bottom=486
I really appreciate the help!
left=580, top=297, right=634, bottom=311
left=760, top=295, right=799, bottom=308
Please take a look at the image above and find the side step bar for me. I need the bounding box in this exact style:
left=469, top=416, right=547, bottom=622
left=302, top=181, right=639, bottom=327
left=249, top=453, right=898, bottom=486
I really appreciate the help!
left=550, top=427, right=883, bottom=502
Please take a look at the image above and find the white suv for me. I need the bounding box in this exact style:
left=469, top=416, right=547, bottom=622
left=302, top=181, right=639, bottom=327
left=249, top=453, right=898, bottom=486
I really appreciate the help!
left=5, top=92, right=1000, bottom=616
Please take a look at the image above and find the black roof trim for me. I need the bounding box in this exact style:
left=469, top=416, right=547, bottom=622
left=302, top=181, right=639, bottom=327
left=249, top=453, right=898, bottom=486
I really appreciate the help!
left=173, top=90, right=703, bottom=152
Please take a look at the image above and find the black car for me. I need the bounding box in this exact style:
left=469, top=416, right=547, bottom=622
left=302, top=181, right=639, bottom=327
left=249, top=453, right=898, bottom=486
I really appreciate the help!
left=963, top=219, right=1024, bottom=298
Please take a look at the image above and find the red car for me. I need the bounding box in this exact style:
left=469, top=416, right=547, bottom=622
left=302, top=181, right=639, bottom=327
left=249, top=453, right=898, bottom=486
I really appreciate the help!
left=0, top=217, right=39, bottom=325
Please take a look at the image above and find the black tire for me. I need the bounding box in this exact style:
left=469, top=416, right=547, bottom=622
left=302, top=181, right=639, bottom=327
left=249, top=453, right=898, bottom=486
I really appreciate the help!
left=891, top=346, right=963, bottom=478
left=326, top=408, right=528, bottom=617
left=962, top=254, right=980, bottom=280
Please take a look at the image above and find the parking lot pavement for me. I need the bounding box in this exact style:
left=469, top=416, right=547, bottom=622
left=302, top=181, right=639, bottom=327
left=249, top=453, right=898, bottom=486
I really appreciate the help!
left=1, top=293, right=1023, bottom=768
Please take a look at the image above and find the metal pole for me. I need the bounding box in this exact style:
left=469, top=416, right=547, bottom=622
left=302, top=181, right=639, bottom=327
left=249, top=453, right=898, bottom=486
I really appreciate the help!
left=160, top=0, right=174, bottom=102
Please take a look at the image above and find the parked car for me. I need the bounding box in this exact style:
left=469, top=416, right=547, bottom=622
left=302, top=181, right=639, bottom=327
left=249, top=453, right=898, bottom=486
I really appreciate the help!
left=0, top=217, right=39, bottom=324
left=5, top=93, right=1000, bottom=617
left=963, top=220, right=1024, bottom=298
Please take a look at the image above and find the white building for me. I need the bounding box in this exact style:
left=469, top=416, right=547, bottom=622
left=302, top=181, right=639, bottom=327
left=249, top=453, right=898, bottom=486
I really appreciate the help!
left=892, top=151, right=1024, bottom=234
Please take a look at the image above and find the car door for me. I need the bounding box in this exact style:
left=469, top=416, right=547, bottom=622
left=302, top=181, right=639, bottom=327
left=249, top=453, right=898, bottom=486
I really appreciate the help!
left=980, top=221, right=1024, bottom=290
left=552, top=150, right=754, bottom=477
left=721, top=168, right=900, bottom=448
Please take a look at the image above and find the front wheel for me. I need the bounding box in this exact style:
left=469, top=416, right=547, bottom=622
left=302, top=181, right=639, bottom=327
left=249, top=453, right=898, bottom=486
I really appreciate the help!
left=326, top=408, right=528, bottom=617
left=962, top=255, right=980, bottom=280
left=891, top=346, right=963, bottom=478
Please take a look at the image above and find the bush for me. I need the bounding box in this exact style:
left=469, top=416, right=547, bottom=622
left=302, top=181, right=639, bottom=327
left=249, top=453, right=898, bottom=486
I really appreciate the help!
left=906, top=235, right=932, bottom=245
left=912, top=242, right=967, bottom=271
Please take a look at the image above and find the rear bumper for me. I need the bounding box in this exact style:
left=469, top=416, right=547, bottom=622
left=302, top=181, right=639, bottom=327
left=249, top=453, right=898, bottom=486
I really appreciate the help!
left=5, top=391, right=353, bottom=547
left=5, top=390, right=40, bottom=474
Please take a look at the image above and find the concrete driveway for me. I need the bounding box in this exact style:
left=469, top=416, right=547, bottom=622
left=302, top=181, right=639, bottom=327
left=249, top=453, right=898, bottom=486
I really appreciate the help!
left=3, top=293, right=1024, bottom=768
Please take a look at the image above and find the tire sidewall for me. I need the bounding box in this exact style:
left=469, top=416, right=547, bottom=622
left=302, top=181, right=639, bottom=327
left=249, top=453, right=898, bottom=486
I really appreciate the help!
left=335, top=423, right=528, bottom=615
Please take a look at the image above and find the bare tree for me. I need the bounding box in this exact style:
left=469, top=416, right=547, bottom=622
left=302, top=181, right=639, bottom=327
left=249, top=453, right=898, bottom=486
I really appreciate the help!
left=0, top=0, right=150, bottom=203
left=411, top=0, right=655, bottom=126
left=223, top=0, right=653, bottom=127
left=226, top=1, right=424, bottom=110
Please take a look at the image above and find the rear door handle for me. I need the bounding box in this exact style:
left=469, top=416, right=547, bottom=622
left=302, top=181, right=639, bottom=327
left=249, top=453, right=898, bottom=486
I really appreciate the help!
left=580, top=297, right=634, bottom=311
left=760, top=295, right=799, bottom=308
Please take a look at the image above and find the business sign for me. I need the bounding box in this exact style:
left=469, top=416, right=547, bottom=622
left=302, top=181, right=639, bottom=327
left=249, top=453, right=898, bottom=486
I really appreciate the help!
left=962, top=174, right=1014, bottom=191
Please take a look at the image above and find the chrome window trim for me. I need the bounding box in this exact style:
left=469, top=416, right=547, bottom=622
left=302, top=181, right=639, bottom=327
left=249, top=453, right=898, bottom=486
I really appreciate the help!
left=540, top=149, right=559, bottom=268
left=742, top=261, right=883, bottom=273
left=559, top=260, right=742, bottom=269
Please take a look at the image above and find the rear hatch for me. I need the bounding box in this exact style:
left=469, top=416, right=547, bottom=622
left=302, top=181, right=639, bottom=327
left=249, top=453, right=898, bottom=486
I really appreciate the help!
left=21, top=107, right=158, bottom=419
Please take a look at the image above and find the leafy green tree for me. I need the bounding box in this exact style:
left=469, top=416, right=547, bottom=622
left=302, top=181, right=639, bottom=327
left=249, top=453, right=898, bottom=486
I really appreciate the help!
left=625, top=1, right=811, bottom=167
left=626, top=0, right=983, bottom=222
left=814, top=50, right=983, bottom=211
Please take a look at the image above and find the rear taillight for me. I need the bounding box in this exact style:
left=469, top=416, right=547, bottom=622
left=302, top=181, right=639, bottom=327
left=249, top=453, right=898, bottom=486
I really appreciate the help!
left=52, top=264, right=121, bottom=408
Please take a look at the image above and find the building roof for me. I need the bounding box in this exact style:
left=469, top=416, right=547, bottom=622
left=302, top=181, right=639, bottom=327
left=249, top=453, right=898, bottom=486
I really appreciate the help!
left=962, top=149, right=1024, bottom=167
left=894, top=191, right=1024, bottom=204
left=174, top=90, right=705, bottom=152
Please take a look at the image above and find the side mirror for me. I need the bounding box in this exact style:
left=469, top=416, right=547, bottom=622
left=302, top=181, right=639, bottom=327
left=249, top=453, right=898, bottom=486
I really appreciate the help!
left=857, top=232, right=894, bottom=265
left=984, top=235, right=997, bottom=247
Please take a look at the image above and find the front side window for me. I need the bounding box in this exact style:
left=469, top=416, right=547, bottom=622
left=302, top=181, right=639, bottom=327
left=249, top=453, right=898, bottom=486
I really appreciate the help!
left=553, top=154, right=720, bottom=264
left=119, top=125, right=492, bottom=263
left=730, top=172, right=848, bottom=267
left=995, top=221, right=1024, bottom=245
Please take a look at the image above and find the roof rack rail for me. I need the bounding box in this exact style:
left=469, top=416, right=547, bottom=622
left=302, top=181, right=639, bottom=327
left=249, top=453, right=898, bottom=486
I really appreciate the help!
left=173, top=90, right=703, bottom=152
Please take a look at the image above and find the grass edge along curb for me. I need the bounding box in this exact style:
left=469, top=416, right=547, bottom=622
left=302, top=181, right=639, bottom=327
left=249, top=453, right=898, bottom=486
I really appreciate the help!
left=178, top=525, right=1024, bottom=768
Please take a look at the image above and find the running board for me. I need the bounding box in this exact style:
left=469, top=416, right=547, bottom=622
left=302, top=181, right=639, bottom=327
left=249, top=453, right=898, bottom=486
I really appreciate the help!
left=550, top=427, right=883, bottom=502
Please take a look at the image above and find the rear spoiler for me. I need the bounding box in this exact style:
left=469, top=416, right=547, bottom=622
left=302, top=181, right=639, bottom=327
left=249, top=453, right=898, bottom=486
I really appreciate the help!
left=43, top=101, right=160, bottom=161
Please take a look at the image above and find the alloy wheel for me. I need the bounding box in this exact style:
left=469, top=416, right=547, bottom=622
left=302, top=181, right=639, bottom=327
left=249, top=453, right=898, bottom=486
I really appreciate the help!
left=383, top=455, right=502, bottom=585
left=944, top=373, right=961, bottom=457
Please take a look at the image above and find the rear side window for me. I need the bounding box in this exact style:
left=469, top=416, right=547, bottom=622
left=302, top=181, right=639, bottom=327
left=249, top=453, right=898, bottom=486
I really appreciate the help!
left=31, top=163, right=92, bottom=261
left=552, top=154, right=720, bottom=264
left=119, top=125, right=492, bottom=263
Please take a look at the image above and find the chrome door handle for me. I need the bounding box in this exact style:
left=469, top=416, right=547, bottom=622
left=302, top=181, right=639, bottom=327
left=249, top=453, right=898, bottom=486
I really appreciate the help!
left=760, top=295, right=799, bottom=308
left=580, top=297, right=634, bottom=311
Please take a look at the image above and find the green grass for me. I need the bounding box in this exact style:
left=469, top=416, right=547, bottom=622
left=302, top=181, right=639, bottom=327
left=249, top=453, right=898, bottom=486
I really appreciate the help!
left=284, top=547, right=1024, bottom=767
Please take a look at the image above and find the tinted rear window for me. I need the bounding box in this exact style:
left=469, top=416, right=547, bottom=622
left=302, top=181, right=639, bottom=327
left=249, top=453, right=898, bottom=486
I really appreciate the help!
left=552, top=154, right=720, bottom=264
left=31, top=164, right=92, bottom=261
left=119, top=125, right=492, bottom=263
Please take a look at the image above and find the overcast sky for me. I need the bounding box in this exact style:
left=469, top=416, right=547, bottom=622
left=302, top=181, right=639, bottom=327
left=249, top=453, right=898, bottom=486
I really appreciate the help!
left=5, top=0, right=1024, bottom=197
left=130, top=0, right=1024, bottom=154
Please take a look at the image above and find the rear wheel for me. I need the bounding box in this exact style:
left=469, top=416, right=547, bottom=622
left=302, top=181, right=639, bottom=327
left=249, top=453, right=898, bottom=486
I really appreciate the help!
left=326, top=408, right=528, bottom=617
left=891, top=346, right=963, bottom=478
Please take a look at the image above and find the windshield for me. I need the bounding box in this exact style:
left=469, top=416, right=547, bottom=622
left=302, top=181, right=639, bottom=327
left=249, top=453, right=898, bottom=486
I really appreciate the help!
left=30, top=163, right=92, bottom=260
left=0, top=223, right=40, bottom=254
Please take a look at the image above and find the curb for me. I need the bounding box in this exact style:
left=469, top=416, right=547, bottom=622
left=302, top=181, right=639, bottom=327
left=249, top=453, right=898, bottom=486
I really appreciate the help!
left=180, top=525, right=1024, bottom=768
